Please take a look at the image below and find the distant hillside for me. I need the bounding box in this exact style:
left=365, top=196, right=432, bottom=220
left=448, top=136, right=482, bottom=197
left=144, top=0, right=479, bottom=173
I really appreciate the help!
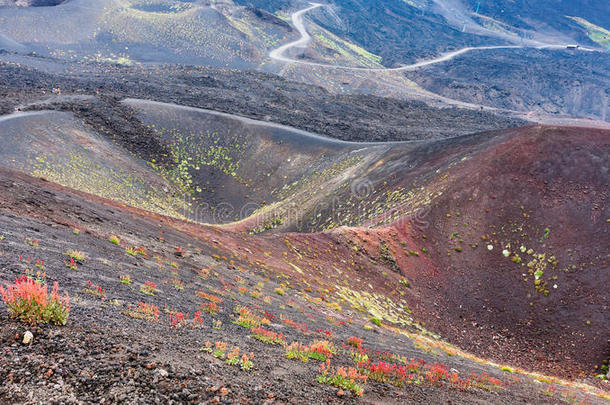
left=408, top=47, right=610, bottom=121
left=0, top=0, right=65, bottom=6
left=0, top=0, right=295, bottom=68
left=235, top=0, right=610, bottom=66
left=471, top=0, right=610, bottom=38
left=313, top=0, right=503, bottom=66
left=235, top=0, right=504, bottom=66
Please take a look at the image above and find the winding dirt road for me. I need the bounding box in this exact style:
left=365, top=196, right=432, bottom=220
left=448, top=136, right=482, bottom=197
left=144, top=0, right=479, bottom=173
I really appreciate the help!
left=267, top=2, right=610, bottom=126
left=268, top=3, right=321, bottom=64
left=269, top=3, right=596, bottom=71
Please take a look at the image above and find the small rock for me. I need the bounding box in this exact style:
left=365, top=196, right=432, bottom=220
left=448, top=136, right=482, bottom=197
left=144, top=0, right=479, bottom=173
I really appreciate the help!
left=156, top=368, right=168, bottom=378
left=23, top=331, right=34, bottom=345
left=337, top=390, right=345, bottom=397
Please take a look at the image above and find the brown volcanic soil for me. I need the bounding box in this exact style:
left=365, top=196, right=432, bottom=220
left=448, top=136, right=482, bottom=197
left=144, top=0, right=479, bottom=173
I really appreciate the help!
left=365, top=125, right=609, bottom=379
left=0, top=167, right=589, bottom=404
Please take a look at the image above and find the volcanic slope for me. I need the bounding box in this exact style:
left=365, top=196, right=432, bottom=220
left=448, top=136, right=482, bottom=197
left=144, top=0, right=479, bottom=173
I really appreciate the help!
left=0, top=0, right=294, bottom=68
left=1, top=165, right=606, bottom=404
left=0, top=100, right=608, bottom=393
left=124, top=101, right=610, bottom=379
left=0, top=113, right=608, bottom=402
left=0, top=108, right=190, bottom=218
left=0, top=55, right=528, bottom=141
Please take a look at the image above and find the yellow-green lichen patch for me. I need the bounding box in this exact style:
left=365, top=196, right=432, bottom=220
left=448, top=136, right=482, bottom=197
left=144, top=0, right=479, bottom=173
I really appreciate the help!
left=336, top=286, right=414, bottom=327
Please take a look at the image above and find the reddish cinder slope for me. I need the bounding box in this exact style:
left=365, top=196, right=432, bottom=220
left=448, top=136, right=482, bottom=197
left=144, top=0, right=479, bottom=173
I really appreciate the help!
left=191, top=124, right=608, bottom=378
left=359, top=125, right=608, bottom=378
left=224, top=124, right=608, bottom=378
left=0, top=106, right=606, bottom=386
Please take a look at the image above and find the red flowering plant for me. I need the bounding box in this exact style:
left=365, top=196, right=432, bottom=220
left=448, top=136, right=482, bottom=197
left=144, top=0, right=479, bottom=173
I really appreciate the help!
left=317, top=360, right=367, bottom=396
left=197, top=291, right=222, bottom=304
left=232, top=305, right=270, bottom=328
left=360, top=360, right=413, bottom=387
left=201, top=301, right=219, bottom=314
left=251, top=327, right=286, bottom=345
left=83, top=280, right=106, bottom=300
left=0, top=275, right=70, bottom=325
left=346, top=336, right=363, bottom=350
left=124, top=302, right=159, bottom=322
left=425, top=363, right=450, bottom=386
left=308, top=340, right=337, bottom=361
left=140, top=281, right=157, bottom=296
left=169, top=311, right=204, bottom=328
